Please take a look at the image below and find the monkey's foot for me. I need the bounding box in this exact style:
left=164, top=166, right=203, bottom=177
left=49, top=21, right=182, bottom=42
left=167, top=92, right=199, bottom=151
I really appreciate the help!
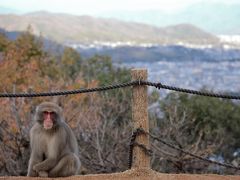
left=38, top=171, right=48, bottom=177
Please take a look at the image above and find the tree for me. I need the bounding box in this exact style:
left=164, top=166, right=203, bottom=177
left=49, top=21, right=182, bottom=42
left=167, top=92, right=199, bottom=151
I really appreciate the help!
left=0, top=33, right=9, bottom=52
left=0, top=30, right=134, bottom=175
left=150, top=92, right=240, bottom=174
left=60, top=47, right=82, bottom=80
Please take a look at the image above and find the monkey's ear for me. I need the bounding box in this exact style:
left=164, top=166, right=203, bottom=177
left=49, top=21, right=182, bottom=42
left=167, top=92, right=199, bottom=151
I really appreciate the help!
left=52, top=97, right=60, bottom=105
left=57, top=107, right=64, bottom=121
left=35, top=104, right=42, bottom=115
left=33, top=105, right=41, bottom=122
left=35, top=105, right=39, bottom=112
left=50, top=99, right=63, bottom=113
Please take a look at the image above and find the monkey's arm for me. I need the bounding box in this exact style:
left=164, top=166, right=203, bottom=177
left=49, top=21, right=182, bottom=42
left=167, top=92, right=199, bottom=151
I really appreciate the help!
left=28, top=126, right=43, bottom=176
left=33, top=158, right=58, bottom=172
left=33, top=143, right=60, bottom=172
left=27, top=158, right=38, bottom=176
left=27, top=150, right=43, bottom=176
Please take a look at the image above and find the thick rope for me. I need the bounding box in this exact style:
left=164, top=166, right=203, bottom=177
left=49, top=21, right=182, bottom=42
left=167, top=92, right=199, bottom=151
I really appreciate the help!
left=0, top=80, right=240, bottom=99
left=146, top=81, right=240, bottom=100
left=128, top=129, right=141, bottom=169
left=0, top=81, right=139, bottom=98
left=135, top=128, right=240, bottom=171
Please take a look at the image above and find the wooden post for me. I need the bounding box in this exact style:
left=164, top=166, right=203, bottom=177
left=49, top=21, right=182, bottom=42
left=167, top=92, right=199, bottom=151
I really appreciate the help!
left=131, top=68, right=150, bottom=169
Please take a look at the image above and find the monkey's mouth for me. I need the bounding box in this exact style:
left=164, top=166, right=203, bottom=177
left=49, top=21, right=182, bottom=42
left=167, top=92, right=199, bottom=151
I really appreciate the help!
left=43, top=118, right=53, bottom=129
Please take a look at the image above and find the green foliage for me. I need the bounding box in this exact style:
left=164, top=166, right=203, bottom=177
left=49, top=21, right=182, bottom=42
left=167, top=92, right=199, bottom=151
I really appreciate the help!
left=159, top=92, right=240, bottom=160
left=60, top=47, right=82, bottom=80
left=80, top=54, right=131, bottom=125
left=15, top=26, right=44, bottom=60
left=149, top=90, right=160, bottom=104
left=81, top=55, right=130, bottom=85
left=0, top=33, right=9, bottom=52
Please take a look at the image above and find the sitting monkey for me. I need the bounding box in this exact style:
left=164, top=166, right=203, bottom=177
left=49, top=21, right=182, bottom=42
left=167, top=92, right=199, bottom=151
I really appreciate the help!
left=27, top=102, right=80, bottom=177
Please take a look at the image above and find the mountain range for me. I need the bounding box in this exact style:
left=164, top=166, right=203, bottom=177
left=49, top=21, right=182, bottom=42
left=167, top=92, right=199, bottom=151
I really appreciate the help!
left=99, top=3, right=240, bottom=35
left=0, top=11, right=219, bottom=45
left=1, top=2, right=239, bottom=35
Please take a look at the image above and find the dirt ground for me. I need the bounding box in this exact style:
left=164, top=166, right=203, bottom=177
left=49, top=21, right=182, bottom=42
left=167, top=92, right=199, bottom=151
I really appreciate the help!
left=0, top=168, right=239, bottom=180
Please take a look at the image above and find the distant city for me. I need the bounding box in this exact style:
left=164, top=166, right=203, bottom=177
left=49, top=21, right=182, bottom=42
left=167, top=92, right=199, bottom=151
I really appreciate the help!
left=68, top=35, right=240, bottom=49
left=70, top=40, right=240, bottom=94
left=122, top=60, right=240, bottom=94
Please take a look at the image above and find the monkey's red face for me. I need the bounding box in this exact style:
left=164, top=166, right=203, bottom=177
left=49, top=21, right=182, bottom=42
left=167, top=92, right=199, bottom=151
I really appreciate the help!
left=43, top=111, right=55, bottom=129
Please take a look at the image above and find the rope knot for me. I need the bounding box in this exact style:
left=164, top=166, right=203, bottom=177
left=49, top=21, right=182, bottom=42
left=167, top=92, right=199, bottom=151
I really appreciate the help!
left=135, top=127, right=146, bottom=135
left=155, top=82, right=162, bottom=89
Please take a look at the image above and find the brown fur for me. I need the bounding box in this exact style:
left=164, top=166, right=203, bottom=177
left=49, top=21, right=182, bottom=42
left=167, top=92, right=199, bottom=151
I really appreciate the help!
left=27, top=102, right=81, bottom=177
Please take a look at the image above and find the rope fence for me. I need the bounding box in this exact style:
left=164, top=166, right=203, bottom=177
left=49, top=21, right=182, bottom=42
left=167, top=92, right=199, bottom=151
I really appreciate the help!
left=1, top=68, right=240, bottom=174
left=0, top=80, right=240, bottom=99
left=128, top=128, right=240, bottom=171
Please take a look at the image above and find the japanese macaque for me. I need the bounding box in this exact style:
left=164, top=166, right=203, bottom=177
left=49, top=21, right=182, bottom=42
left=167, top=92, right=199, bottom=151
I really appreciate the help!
left=27, top=102, right=80, bottom=177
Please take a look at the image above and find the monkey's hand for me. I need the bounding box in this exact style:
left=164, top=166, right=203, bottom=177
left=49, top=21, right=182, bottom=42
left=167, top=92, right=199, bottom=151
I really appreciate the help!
left=38, top=171, right=48, bottom=177
left=33, top=164, right=40, bottom=172
left=33, top=163, right=45, bottom=172
left=33, top=158, right=57, bottom=172
left=27, top=169, right=38, bottom=177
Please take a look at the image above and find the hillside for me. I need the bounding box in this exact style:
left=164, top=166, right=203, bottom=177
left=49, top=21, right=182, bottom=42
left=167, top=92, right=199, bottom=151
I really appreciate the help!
left=0, top=11, right=219, bottom=44
left=99, top=2, right=240, bottom=35
left=76, top=45, right=240, bottom=63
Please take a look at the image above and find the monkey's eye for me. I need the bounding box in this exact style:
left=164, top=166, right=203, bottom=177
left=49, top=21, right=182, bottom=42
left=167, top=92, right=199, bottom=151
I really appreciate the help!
left=43, top=111, right=56, bottom=119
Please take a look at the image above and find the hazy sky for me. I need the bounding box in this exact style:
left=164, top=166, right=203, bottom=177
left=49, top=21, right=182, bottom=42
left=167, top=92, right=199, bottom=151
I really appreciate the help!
left=0, top=0, right=239, bottom=15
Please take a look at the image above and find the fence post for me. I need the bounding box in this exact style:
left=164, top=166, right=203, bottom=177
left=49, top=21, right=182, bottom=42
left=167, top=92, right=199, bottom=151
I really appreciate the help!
left=131, top=68, right=150, bottom=169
